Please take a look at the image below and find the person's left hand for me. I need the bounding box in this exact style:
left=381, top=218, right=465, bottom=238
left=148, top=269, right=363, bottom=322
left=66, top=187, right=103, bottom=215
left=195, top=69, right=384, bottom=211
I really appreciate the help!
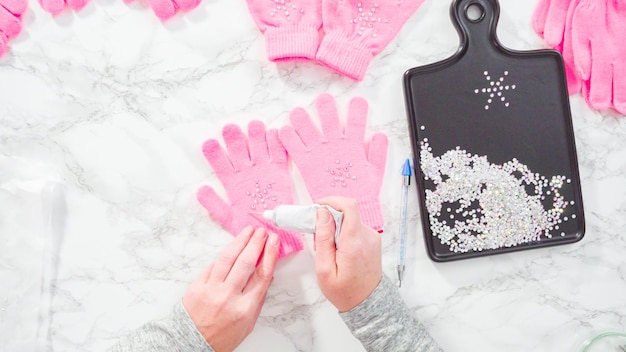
left=183, top=226, right=280, bottom=352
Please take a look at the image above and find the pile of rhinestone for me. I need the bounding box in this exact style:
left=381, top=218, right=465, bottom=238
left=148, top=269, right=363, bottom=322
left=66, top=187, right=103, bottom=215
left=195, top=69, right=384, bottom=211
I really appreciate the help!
left=420, top=137, right=573, bottom=253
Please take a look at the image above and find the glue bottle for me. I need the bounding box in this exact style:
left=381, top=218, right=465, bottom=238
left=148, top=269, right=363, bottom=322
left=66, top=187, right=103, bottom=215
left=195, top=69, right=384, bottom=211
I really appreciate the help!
left=261, top=204, right=343, bottom=244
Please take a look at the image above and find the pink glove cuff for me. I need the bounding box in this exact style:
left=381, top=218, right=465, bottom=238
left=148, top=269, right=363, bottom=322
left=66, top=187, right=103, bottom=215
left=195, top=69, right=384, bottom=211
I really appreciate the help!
left=272, top=226, right=305, bottom=258
left=315, top=31, right=374, bottom=81
left=264, top=24, right=320, bottom=61
left=358, top=195, right=384, bottom=231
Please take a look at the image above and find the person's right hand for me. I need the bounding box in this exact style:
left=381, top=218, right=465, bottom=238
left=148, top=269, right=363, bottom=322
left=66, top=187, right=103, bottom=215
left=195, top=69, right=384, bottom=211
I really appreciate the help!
left=314, top=197, right=383, bottom=312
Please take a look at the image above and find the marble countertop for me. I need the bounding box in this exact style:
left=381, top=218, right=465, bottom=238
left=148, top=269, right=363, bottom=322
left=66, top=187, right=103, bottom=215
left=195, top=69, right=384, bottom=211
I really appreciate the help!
left=1, top=0, right=625, bottom=351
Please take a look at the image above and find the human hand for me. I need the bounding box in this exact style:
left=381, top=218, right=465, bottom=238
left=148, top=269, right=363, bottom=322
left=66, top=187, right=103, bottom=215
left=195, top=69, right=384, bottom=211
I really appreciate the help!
left=182, top=226, right=280, bottom=352
left=313, top=197, right=382, bottom=312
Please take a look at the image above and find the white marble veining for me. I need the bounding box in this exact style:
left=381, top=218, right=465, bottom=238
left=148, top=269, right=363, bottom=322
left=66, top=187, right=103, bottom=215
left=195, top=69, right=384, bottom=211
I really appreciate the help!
left=1, top=0, right=625, bottom=351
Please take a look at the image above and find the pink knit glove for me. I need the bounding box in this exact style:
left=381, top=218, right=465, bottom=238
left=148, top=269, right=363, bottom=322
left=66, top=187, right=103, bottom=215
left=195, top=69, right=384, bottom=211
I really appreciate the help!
left=279, top=93, right=388, bottom=231
left=245, top=0, right=321, bottom=61
left=315, top=0, right=425, bottom=81
left=572, top=0, right=626, bottom=113
left=532, top=0, right=582, bottom=94
left=197, top=120, right=304, bottom=259
left=124, top=0, right=199, bottom=21
left=38, top=0, right=87, bottom=14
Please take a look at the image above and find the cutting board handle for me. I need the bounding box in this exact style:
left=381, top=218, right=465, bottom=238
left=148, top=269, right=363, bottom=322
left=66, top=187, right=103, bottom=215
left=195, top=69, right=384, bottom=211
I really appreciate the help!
left=450, top=0, right=503, bottom=58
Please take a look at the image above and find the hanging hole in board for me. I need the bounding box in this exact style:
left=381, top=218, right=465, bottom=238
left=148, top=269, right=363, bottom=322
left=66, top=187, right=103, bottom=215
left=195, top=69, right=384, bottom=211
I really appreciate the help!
left=465, top=3, right=485, bottom=23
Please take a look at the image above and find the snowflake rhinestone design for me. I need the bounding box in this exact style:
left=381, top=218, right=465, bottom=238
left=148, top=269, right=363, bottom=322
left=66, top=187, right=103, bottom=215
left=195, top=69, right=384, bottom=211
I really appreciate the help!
left=474, top=70, right=517, bottom=110
left=419, top=127, right=575, bottom=253
left=246, top=178, right=278, bottom=210
left=350, top=2, right=389, bottom=37
left=325, top=159, right=358, bottom=188
left=269, top=0, right=305, bottom=20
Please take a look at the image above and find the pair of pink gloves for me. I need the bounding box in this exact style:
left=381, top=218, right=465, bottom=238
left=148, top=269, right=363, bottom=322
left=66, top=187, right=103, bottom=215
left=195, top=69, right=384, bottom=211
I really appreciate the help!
left=246, top=0, right=425, bottom=81
left=197, top=93, right=388, bottom=258
left=533, top=0, right=626, bottom=114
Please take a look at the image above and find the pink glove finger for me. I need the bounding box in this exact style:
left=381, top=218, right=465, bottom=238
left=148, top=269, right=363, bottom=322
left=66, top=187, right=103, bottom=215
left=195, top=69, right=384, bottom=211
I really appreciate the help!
left=266, top=129, right=287, bottom=164
left=0, top=0, right=27, bottom=16
left=197, top=185, right=236, bottom=234
left=571, top=0, right=597, bottom=80
left=345, top=97, right=368, bottom=142
left=561, top=0, right=582, bottom=95
left=367, top=133, right=388, bottom=171
left=66, top=0, right=88, bottom=11
left=315, top=93, right=343, bottom=141
left=586, top=58, right=612, bottom=111
left=278, top=125, right=309, bottom=156
left=222, top=124, right=252, bottom=171
left=532, top=0, right=551, bottom=37
left=0, top=6, right=20, bottom=38
left=202, top=139, right=236, bottom=179
left=288, top=107, right=324, bottom=147
left=614, top=62, right=626, bottom=114
left=172, top=0, right=198, bottom=11
left=147, top=0, right=176, bottom=21
left=38, top=0, right=65, bottom=14
left=543, top=0, right=571, bottom=48
left=248, top=120, right=270, bottom=164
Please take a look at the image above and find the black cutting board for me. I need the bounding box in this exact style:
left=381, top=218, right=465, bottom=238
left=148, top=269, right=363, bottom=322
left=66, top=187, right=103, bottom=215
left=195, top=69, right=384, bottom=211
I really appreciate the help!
left=403, top=0, right=585, bottom=262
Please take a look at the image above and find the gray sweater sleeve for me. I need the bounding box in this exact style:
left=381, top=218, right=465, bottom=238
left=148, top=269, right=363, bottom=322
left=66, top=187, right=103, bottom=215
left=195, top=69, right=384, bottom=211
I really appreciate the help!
left=340, top=274, right=443, bottom=352
left=108, top=300, right=214, bottom=352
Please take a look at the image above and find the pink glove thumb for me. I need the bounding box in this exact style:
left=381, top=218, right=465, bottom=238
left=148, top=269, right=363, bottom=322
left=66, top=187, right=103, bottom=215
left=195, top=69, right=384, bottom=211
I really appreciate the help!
left=543, top=0, right=572, bottom=48
left=570, top=0, right=604, bottom=81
